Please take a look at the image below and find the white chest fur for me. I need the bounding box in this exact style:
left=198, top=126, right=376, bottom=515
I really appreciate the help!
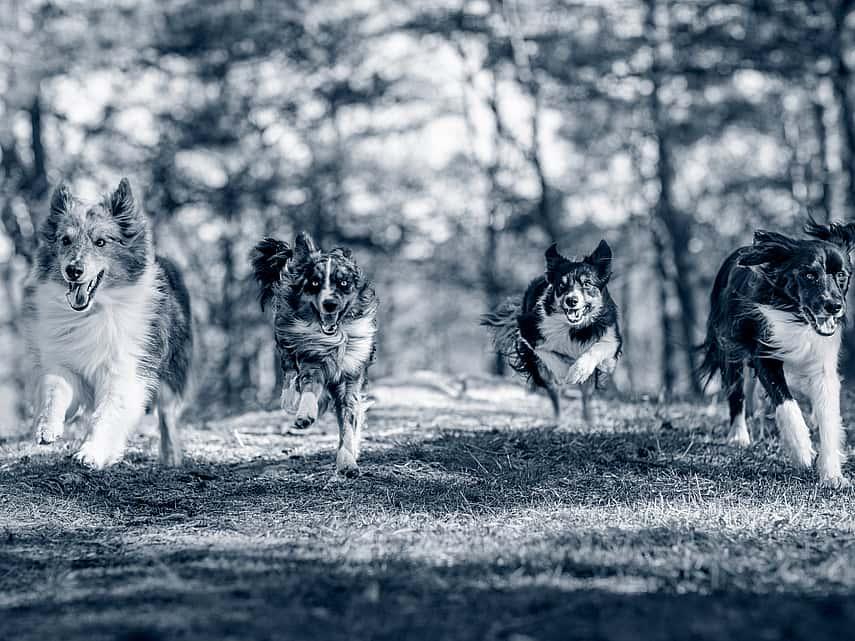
left=32, top=269, right=157, bottom=388
left=757, top=305, right=841, bottom=391
left=283, top=313, right=376, bottom=377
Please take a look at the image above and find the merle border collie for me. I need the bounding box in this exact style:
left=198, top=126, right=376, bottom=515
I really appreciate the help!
left=23, top=179, right=193, bottom=468
left=251, top=232, right=378, bottom=477
left=481, top=240, right=622, bottom=418
left=699, top=220, right=855, bottom=488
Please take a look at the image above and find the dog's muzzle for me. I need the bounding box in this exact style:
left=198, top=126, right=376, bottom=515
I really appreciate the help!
left=65, top=270, right=104, bottom=312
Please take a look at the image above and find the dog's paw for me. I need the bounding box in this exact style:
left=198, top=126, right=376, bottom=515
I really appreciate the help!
left=293, top=392, right=318, bottom=430
left=819, top=474, right=851, bottom=490
left=34, top=415, right=64, bottom=444
left=293, top=414, right=315, bottom=430
left=726, top=416, right=750, bottom=447
left=336, top=448, right=359, bottom=478
left=788, top=444, right=816, bottom=469
left=74, top=439, right=121, bottom=470
left=565, top=359, right=596, bottom=386
left=727, top=431, right=751, bottom=447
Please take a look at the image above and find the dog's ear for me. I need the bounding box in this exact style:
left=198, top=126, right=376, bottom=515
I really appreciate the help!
left=545, top=243, right=564, bottom=273
left=293, top=231, right=319, bottom=264
left=804, top=216, right=855, bottom=254
left=108, top=178, right=145, bottom=240
left=584, top=239, right=612, bottom=278
left=738, top=231, right=798, bottom=268
left=50, top=183, right=74, bottom=217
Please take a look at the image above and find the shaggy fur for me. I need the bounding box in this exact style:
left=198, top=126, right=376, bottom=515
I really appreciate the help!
left=251, top=232, right=377, bottom=477
left=481, top=240, right=622, bottom=419
left=23, top=179, right=193, bottom=468
left=698, top=220, right=855, bottom=488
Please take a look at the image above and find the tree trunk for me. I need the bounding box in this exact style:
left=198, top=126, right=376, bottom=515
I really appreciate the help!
left=651, top=226, right=677, bottom=397
left=830, top=0, right=855, bottom=374
left=646, top=0, right=702, bottom=396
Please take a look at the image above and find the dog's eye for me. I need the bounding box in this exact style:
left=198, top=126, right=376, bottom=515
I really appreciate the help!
left=804, top=271, right=818, bottom=281
left=61, top=236, right=71, bottom=246
left=94, top=238, right=106, bottom=248
left=339, top=280, right=349, bottom=289
left=310, top=279, right=320, bottom=288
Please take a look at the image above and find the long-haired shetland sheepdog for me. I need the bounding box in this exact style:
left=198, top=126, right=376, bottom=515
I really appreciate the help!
left=23, top=179, right=193, bottom=468
left=699, top=220, right=855, bottom=488
left=481, top=240, right=622, bottom=418
left=251, top=232, right=377, bottom=477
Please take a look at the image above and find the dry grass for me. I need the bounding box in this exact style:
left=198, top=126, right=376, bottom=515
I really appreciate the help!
left=3, top=378, right=855, bottom=640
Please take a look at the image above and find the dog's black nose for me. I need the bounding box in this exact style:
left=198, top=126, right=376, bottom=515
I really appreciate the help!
left=65, top=264, right=84, bottom=281
left=825, top=301, right=844, bottom=315
left=322, top=300, right=338, bottom=313
left=565, top=295, right=580, bottom=308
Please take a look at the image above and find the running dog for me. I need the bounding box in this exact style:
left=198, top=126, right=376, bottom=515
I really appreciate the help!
left=24, top=178, right=193, bottom=468
left=251, top=232, right=377, bottom=477
left=699, top=220, right=855, bottom=488
left=481, top=240, right=622, bottom=419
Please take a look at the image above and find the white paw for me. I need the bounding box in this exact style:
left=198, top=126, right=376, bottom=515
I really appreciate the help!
left=34, top=415, right=64, bottom=444
left=727, top=415, right=750, bottom=447
left=565, top=358, right=597, bottom=385
left=294, top=392, right=318, bottom=430
left=336, top=448, right=359, bottom=478
left=74, top=439, right=122, bottom=469
left=819, top=474, right=851, bottom=490
left=727, top=430, right=751, bottom=447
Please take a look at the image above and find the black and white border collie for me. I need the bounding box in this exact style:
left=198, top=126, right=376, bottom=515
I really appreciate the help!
left=699, top=220, right=855, bottom=488
left=251, top=232, right=378, bottom=477
left=481, top=240, right=622, bottom=418
left=24, top=179, right=193, bottom=468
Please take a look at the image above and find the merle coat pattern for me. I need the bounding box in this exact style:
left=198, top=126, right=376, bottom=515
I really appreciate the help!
left=699, top=220, right=855, bottom=488
left=251, top=232, right=377, bottom=477
left=481, top=240, right=622, bottom=419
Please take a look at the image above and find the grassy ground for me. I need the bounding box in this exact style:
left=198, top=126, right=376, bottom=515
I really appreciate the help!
left=3, top=376, right=855, bottom=641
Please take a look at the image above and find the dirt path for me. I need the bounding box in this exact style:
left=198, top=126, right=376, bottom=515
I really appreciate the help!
left=3, top=377, right=855, bottom=640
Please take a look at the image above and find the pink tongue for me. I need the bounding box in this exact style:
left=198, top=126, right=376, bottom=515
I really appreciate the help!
left=71, top=283, right=90, bottom=308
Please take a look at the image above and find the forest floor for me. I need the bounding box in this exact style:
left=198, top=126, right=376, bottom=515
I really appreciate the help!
left=3, top=374, right=855, bottom=641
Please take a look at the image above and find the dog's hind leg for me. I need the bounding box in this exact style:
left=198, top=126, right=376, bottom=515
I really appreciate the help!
left=754, top=357, right=814, bottom=469
left=33, top=370, right=76, bottom=444
left=334, top=382, right=362, bottom=478
left=723, top=362, right=750, bottom=446
left=157, top=385, right=183, bottom=467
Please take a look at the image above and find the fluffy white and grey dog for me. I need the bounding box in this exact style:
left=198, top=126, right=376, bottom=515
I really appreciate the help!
left=23, top=178, right=193, bottom=469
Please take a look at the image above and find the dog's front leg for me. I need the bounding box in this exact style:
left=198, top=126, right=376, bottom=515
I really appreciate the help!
left=294, top=367, right=324, bottom=429
left=565, top=328, right=621, bottom=385
left=754, top=357, right=815, bottom=469
left=33, top=369, right=76, bottom=444
left=809, top=368, right=849, bottom=489
left=333, top=380, right=363, bottom=477
left=74, top=370, right=148, bottom=469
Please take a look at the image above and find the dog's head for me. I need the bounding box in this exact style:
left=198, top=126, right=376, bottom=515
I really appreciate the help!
left=739, top=222, right=855, bottom=336
left=289, top=231, right=364, bottom=335
left=544, top=239, right=612, bottom=328
left=38, top=178, right=149, bottom=312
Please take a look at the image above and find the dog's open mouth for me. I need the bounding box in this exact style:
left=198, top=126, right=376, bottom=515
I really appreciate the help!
left=319, top=313, right=340, bottom=335
left=565, top=304, right=591, bottom=326
left=65, top=270, right=104, bottom=312
left=806, top=309, right=841, bottom=337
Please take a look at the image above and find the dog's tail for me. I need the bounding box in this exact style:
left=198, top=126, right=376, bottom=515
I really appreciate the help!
left=696, top=331, right=721, bottom=390
left=251, top=237, right=293, bottom=311
left=480, top=296, right=522, bottom=360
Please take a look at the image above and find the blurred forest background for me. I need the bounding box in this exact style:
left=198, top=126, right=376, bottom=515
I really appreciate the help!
left=1, top=0, right=854, bottom=429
